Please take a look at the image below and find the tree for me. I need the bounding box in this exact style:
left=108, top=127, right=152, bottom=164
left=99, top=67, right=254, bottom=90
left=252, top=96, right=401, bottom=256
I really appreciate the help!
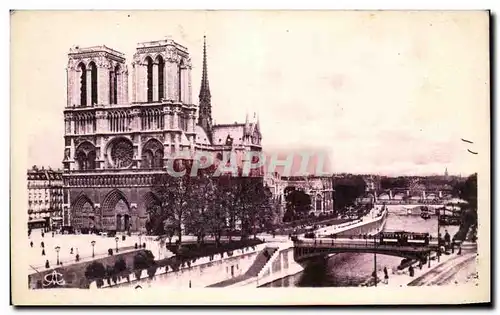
left=284, top=187, right=312, bottom=221
left=133, top=250, right=155, bottom=271
left=145, top=204, right=165, bottom=236
left=206, top=176, right=232, bottom=246
left=452, top=173, right=478, bottom=241
left=380, top=176, right=409, bottom=190
left=241, top=179, right=272, bottom=239
left=333, top=175, right=366, bottom=212
left=183, top=174, right=216, bottom=246
left=84, top=261, right=106, bottom=283
left=114, top=258, right=127, bottom=274
left=150, top=166, right=199, bottom=246
left=457, top=173, right=478, bottom=210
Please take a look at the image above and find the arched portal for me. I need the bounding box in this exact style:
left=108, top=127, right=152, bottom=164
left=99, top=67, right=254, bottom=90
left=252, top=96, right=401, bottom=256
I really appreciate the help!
left=71, top=194, right=95, bottom=229
left=102, top=189, right=131, bottom=231
left=142, top=192, right=161, bottom=219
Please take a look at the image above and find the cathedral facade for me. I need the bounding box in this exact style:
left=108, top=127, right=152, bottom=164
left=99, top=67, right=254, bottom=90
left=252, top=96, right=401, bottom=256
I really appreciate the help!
left=62, top=37, right=262, bottom=232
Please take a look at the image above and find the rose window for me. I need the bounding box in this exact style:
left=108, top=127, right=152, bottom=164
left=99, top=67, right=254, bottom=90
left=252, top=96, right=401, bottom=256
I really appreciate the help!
left=110, top=139, right=134, bottom=168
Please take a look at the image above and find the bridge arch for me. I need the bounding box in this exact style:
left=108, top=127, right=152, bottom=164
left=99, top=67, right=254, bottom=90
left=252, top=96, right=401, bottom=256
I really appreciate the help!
left=393, top=192, right=406, bottom=200
left=293, top=243, right=431, bottom=262
left=378, top=192, right=390, bottom=200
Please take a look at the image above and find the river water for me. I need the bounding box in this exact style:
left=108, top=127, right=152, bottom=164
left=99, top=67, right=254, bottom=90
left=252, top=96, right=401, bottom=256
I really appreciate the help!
left=262, top=205, right=460, bottom=287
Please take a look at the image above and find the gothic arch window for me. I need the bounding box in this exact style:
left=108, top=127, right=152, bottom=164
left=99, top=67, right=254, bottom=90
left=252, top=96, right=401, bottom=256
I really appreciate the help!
left=178, top=60, right=183, bottom=102
left=113, top=64, right=120, bottom=104
left=78, top=62, right=87, bottom=106
left=145, top=57, right=153, bottom=102
left=75, top=141, right=97, bottom=170
left=76, top=151, right=87, bottom=170
left=89, top=61, right=98, bottom=105
left=141, top=150, right=153, bottom=169
left=316, top=194, right=323, bottom=212
left=141, top=139, right=164, bottom=169
left=156, top=55, right=165, bottom=101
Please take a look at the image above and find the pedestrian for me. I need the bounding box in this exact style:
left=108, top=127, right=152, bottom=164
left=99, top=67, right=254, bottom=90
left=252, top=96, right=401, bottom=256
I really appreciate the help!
left=42, top=249, right=46, bottom=256
left=41, top=232, right=45, bottom=238
left=409, top=265, right=414, bottom=277
left=45, top=260, right=50, bottom=269
left=70, top=247, right=74, bottom=254
left=52, top=231, right=55, bottom=238
left=30, top=241, right=33, bottom=248
left=41, top=241, right=45, bottom=248
left=384, top=267, right=389, bottom=284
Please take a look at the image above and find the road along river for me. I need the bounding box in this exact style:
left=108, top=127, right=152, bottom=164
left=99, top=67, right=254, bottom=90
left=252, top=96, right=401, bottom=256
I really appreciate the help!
left=262, top=206, right=462, bottom=287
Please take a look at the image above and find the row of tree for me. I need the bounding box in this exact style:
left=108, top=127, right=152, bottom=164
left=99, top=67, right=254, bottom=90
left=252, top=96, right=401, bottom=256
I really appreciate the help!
left=333, top=175, right=367, bottom=211
left=145, top=163, right=275, bottom=246
left=452, top=173, right=478, bottom=242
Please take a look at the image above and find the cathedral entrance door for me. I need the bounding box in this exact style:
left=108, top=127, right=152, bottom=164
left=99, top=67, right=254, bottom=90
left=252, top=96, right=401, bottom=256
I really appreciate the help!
left=116, top=214, right=122, bottom=231
left=124, top=215, right=130, bottom=232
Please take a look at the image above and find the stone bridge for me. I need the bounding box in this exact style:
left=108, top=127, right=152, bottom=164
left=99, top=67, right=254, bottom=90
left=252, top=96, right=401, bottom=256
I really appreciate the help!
left=293, top=238, right=437, bottom=262
left=359, top=188, right=455, bottom=205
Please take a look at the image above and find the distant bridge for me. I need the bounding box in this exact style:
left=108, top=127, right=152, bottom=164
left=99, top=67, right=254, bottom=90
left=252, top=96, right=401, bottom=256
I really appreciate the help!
left=359, top=189, right=456, bottom=205
left=293, top=238, right=438, bottom=261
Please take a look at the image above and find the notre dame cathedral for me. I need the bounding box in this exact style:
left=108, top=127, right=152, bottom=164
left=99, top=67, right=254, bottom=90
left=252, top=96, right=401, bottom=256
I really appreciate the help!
left=61, top=36, right=263, bottom=232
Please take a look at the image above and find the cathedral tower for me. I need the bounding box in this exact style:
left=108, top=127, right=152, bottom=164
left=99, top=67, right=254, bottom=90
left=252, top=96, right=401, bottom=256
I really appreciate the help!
left=131, top=38, right=192, bottom=104
left=67, top=45, right=129, bottom=107
left=198, top=36, right=213, bottom=140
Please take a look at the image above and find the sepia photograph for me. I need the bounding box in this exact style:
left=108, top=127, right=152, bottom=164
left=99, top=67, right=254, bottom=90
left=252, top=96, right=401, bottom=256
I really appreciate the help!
left=10, top=10, right=490, bottom=305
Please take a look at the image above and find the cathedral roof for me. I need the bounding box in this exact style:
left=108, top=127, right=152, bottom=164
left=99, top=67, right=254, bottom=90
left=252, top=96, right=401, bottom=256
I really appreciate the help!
left=195, top=125, right=212, bottom=145
left=212, top=124, right=246, bottom=146
left=180, top=133, right=191, bottom=146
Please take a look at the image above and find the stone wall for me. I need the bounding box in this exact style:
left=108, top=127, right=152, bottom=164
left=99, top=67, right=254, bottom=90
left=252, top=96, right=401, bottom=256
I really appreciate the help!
left=94, top=244, right=266, bottom=288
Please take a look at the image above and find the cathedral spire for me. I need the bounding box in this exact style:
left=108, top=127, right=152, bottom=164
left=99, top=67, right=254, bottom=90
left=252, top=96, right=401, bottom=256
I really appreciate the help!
left=199, top=35, right=211, bottom=100
left=198, top=35, right=213, bottom=138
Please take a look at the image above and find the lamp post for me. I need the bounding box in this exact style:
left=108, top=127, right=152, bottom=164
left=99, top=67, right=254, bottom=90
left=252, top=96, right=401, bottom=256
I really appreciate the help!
left=437, top=208, right=441, bottom=263
left=115, top=236, right=119, bottom=253
left=91, top=240, right=96, bottom=258
left=55, top=246, right=60, bottom=265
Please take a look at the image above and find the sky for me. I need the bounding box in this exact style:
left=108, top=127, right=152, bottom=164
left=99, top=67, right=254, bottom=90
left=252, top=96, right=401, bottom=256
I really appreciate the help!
left=11, top=11, right=489, bottom=176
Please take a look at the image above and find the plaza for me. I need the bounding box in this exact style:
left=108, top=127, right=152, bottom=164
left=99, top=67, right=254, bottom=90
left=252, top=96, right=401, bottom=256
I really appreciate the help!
left=27, top=229, right=154, bottom=273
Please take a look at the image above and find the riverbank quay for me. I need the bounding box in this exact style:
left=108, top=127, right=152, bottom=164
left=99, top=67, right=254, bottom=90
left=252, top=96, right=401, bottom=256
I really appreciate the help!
left=364, top=242, right=478, bottom=287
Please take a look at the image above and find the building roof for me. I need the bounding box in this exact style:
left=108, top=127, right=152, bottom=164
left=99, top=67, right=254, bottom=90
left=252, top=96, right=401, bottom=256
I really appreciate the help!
left=195, top=125, right=212, bottom=145
left=27, top=167, right=63, bottom=181
left=212, top=124, right=246, bottom=146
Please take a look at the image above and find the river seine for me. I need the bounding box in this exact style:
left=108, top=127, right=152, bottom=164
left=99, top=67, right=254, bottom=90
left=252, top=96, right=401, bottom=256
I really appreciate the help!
left=262, top=205, right=459, bottom=287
